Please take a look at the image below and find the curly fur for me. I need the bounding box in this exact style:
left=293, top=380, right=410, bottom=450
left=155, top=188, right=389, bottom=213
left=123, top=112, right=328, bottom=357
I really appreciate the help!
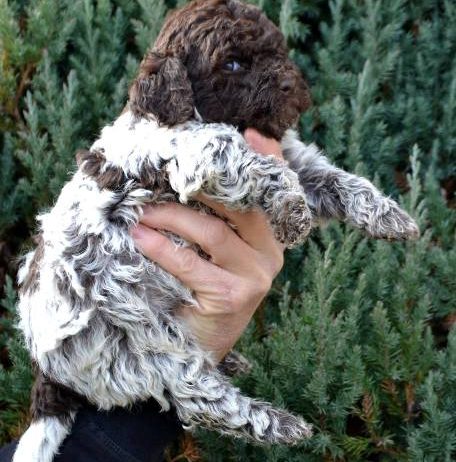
left=130, top=0, right=311, bottom=139
left=14, top=1, right=419, bottom=461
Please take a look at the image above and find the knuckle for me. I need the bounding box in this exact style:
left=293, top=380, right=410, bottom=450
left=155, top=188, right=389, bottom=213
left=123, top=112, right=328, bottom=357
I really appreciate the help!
left=149, top=239, right=166, bottom=260
left=227, top=276, right=271, bottom=315
left=244, top=260, right=274, bottom=297
left=139, top=232, right=166, bottom=260
left=220, top=279, right=247, bottom=315
left=224, top=286, right=237, bottom=309
left=217, top=283, right=239, bottom=314
left=255, top=271, right=273, bottom=296
left=270, top=251, right=284, bottom=276
left=203, top=217, right=229, bottom=248
left=226, top=291, right=244, bottom=314
left=178, top=248, right=198, bottom=274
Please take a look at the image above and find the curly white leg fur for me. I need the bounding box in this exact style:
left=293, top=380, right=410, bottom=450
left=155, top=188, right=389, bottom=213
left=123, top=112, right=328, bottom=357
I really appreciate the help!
left=13, top=415, right=75, bottom=462
left=168, top=368, right=312, bottom=444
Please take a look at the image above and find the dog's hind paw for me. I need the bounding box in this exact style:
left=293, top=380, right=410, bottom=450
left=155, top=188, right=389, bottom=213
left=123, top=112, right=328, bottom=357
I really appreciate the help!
left=218, top=350, right=252, bottom=377
left=257, top=407, right=313, bottom=445
left=363, top=198, right=420, bottom=241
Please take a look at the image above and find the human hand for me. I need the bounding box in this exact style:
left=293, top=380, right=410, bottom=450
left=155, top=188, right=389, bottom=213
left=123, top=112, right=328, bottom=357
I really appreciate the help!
left=131, top=129, right=284, bottom=362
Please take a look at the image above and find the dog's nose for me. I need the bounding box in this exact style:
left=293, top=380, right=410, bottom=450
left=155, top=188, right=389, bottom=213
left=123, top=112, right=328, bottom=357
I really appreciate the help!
left=280, top=77, right=295, bottom=93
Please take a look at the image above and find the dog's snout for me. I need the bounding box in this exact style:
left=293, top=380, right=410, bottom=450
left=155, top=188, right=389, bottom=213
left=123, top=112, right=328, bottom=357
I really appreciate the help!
left=279, top=77, right=295, bottom=93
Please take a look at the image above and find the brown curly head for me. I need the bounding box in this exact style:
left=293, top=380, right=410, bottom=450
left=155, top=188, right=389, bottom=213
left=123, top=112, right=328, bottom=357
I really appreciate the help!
left=129, top=0, right=311, bottom=139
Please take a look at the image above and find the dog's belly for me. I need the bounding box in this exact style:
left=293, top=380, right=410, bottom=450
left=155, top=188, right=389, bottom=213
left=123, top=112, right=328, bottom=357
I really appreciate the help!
left=41, top=309, right=174, bottom=410
left=18, top=169, right=206, bottom=410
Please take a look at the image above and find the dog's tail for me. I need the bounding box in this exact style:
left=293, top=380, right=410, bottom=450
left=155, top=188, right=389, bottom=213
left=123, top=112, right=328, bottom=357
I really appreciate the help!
left=13, top=370, right=82, bottom=462
left=13, top=414, right=76, bottom=462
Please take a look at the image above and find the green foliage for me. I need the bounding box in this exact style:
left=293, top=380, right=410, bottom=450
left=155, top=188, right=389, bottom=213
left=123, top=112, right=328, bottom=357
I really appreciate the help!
left=0, top=134, right=21, bottom=234
left=131, top=0, right=168, bottom=55
left=0, top=277, right=33, bottom=443
left=0, top=0, right=455, bottom=460
left=407, top=330, right=456, bottom=461
left=0, top=0, right=73, bottom=131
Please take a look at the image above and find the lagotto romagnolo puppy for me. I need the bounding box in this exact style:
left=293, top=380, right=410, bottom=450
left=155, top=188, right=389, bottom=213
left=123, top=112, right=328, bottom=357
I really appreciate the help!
left=13, top=0, right=419, bottom=460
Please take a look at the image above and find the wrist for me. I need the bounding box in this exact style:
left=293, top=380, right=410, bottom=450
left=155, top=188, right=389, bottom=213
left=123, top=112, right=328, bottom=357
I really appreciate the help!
left=177, top=307, right=241, bottom=363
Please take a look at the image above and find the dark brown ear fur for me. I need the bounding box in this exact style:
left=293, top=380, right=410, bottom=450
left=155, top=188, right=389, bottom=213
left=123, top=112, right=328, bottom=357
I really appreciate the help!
left=129, top=52, right=194, bottom=126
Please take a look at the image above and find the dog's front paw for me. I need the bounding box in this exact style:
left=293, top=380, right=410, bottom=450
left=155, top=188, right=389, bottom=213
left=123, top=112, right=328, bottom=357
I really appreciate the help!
left=363, top=198, right=420, bottom=241
left=272, top=193, right=313, bottom=247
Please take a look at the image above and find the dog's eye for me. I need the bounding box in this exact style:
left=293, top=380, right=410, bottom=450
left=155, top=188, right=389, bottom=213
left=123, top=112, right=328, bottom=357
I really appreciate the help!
left=223, top=60, right=243, bottom=72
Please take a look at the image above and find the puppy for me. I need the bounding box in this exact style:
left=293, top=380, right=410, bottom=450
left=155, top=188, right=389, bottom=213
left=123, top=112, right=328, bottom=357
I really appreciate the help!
left=13, top=1, right=419, bottom=461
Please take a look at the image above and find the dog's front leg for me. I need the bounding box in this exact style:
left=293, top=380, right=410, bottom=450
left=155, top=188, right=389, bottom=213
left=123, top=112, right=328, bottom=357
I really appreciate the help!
left=167, top=130, right=313, bottom=247
left=282, top=131, right=419, bottom=240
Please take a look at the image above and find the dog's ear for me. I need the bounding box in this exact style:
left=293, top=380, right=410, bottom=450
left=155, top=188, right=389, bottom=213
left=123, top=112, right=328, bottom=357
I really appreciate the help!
left=129, top=52, right=194, bottom=126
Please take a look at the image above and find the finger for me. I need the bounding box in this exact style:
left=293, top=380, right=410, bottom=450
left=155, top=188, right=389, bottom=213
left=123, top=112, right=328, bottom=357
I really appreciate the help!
left=196, top=194, right=286, bottom=258
left=195, top=196, right=285, bottom=278
left=244, top=128, right=283, bottom=160
left=138, top=203, right=258, bottom=274
left=131, top=223, right=228, bottom=292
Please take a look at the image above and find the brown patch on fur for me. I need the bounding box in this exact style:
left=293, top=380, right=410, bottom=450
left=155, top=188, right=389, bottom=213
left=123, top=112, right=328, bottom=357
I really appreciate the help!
left=129, top=52, right=194, bottom=126
left=75, top=149, right=91, bottom=168
left=78, top=149, right=168, bottom=192
left=129, top=0, right=311, bottom=139
left=20, top=234, right=45, bottom=295
left=137, top=160, right=166, bottom=190
left=77, top=149, right=127, bottom=190
left=30, top=366, right=84, bottom=423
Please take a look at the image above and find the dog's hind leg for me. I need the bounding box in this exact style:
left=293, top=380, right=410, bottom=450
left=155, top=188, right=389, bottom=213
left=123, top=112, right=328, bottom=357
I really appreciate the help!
left=133, top=337, right=312, bottom=444
left=52, top=306, right=312, bottom=446
left=163, top=357, right=312, bottom=444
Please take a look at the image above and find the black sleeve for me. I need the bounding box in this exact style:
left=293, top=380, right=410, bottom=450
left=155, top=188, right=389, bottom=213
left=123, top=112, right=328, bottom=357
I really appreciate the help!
left=0, top=400, right=183, bottom=462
